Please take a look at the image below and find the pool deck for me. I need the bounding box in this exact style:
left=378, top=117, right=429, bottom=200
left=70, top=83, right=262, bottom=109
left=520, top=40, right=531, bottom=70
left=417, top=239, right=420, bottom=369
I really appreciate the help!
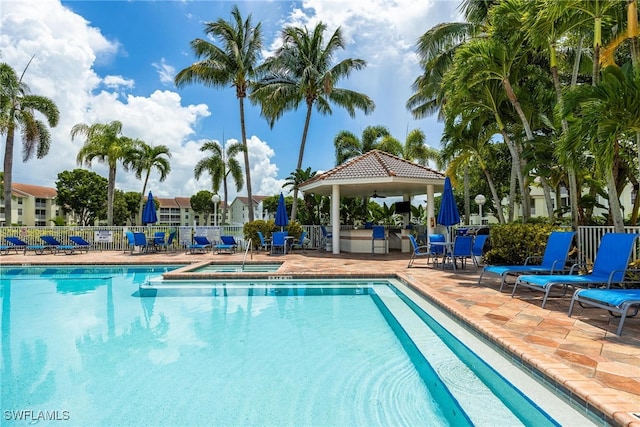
left=2, top=248, right=639, bottom=426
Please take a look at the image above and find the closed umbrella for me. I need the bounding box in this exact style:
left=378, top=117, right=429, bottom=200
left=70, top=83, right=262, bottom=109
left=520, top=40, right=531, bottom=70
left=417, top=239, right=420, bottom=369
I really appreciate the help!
left=142, top=192, right=158, bottom=225
left=275, top=193, right=289, bottom=231
left=437, top=177, right=460, bottom=240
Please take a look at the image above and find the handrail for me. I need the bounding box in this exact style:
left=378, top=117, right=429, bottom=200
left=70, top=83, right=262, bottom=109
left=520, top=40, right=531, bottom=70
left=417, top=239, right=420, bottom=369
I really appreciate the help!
left=242, top=238, right=252, bottom=269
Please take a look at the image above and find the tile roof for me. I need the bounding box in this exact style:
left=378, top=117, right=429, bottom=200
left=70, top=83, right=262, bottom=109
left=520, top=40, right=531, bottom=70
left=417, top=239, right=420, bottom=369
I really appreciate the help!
left=12, top=183, right=58, bottom=198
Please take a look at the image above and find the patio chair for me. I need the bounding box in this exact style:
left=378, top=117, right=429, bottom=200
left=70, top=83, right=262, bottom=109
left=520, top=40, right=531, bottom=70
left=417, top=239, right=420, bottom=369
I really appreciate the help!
left=290, top=231, right=307, bottom=252
left=4, top=236, right=47, bottom=255
left=130, top=232, right=148, bottom=254
left=478, top=231, right=576, bottom=291
left=187, top=235, right=212, bottom=254
left=40, top=235, right=77, bottom=255
left=443, top=235, right=474, bottom=271
left=512, top=233, right=640, bottom=308
left=371, top=225, right=387, bottom=254
left=155, top=230, right=176, bottom=252
left=471, top=234, right=489, bottom=266
left=271, top=231, right=287, bottom=255
left=69, top=236, right=92, bottom=253
left=215, top=235, right=238, bottom=254
left=257, top=231, right=271, bottom=251
left=320, top=225, right=332, bottom=251
left=569, top=288, right=640, bottom=336
left=407, top=234, right=432, bottom=267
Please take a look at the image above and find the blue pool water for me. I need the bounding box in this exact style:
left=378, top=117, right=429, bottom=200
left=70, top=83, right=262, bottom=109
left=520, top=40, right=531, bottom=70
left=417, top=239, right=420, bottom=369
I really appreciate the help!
left=190, top=262, right=283, bottom=273
left=1, top=266, right=594, bottom=426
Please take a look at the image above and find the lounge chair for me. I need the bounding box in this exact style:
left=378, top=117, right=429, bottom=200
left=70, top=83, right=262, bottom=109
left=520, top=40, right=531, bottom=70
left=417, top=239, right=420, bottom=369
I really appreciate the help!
left=271, top=231, right=287, bottom=255
left=478, top=231, right=576, bottom=291
left=569, top=288, right=640, bottom=336
left=40, top=235, right=77, bottom=255
left=407, top=234, right=432, bottom=267
left=4, top=237, right=47, bottom=255
left=188, top=235, right=212, bottom=254
left=290, top=231, right=307, bottom=252
left=512, top=233, right=639, bottom=308
left=257, top=231, right=271, bottom=251
left=215, top=235, right=238, bottom=254
left=69, top=236, right=92, bottom=253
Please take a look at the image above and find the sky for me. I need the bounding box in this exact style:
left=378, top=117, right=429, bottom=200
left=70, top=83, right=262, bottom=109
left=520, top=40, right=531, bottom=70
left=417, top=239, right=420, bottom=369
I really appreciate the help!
left=1, top=0, right=462, bottom=202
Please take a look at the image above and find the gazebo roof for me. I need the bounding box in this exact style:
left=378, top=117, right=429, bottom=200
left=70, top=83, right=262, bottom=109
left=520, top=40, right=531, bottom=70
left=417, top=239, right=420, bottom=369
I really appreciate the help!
left=299, top=150, right=446, bottom=197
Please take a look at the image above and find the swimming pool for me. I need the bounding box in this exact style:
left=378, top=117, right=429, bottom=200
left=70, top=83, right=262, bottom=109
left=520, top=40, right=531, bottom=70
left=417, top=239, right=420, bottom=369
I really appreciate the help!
left=1, top=266, right=595, bottom=426
left=188, top=262, right=283, bottom=273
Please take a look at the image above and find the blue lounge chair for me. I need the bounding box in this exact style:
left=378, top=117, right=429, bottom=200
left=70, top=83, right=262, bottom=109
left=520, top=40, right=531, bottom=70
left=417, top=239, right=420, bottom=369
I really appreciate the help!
left=478, top=231, right=576, bottom=291
left=257, top=231, right=271, bottom=251
left=4, top=237, right=47, bottom=255
left=569, top=288, right=640, bottom=336
left=271, top=231, right=287, bottom=255
left=40, top=235, right=77, bottom=255
left=188, top=235, right=212, bottom=254
left=471, top=234, right=489, bottom=265
left=69, top=236, right=92, bottom=253
left=290, top=231, right=307, bottom=252
left=216, top=235, right=238, bottom=254
left=320, top=225, right=332, bottom=251
left=407, top=234, right=432, bottom=267
left=513, top=233, right=639, bottom=308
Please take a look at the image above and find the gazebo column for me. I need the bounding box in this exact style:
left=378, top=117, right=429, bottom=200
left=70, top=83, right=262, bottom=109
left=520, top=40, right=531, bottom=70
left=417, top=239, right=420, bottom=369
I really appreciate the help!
left=331, top=184, right=340, bottom=254
left=426, top=184, right=435, bottom=236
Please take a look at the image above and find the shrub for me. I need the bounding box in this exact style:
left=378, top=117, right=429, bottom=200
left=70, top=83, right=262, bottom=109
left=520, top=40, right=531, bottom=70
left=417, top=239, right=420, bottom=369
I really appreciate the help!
left=484, top=223, right=559, bottom=265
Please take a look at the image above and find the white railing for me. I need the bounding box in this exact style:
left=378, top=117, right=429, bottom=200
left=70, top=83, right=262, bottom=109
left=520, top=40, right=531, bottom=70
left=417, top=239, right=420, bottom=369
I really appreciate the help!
left=576, top=226, right=640, bottom=264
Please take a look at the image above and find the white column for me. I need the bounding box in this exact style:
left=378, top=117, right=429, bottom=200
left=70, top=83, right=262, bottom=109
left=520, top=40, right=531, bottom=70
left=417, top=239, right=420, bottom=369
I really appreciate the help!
left=426, top=184, right=435, bottom=236
left=331, top=184, right=340, bottom=254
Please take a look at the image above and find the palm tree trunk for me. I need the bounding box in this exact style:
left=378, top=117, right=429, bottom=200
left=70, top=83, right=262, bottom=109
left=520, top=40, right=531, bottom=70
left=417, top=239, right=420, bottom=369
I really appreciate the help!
left=107, top=166, right=116, bottom=226
left=3, top=128, right=15, bottom=225
left=239, top=97, right=254, bottom=222
left=482, top=167, right=506, bottom=223
left=540, top=177, right=555, bottom=220
left=138, top=171, right=151, bottom=225
left=291, top=103, right=314, bottom=222
left=605, top=168, right=625, bottom=231
left=464, top=165, right=470, bottom=225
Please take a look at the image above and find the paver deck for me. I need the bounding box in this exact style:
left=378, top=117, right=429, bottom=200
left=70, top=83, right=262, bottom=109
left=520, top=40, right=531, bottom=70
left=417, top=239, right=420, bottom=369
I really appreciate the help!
left=1, top=248, right=639, bottom=426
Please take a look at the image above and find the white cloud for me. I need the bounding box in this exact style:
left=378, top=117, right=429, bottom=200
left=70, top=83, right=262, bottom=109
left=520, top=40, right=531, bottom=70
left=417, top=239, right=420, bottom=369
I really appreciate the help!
left=152, top=58, right=176, bottom=86
left=103, top=75, right=135, bottom=89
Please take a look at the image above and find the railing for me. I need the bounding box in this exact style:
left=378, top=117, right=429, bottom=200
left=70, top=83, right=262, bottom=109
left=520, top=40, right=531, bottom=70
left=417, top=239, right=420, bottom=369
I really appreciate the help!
left=575, top=226, right=640, bottom=263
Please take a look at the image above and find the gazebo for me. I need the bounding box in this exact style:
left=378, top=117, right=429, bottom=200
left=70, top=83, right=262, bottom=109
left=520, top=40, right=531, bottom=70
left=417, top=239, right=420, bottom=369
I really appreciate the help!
left=298, top=150, right=446, bottom=254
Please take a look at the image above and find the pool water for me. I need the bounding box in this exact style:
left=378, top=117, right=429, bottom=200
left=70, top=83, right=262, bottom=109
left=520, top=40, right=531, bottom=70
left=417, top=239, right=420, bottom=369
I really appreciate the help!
left=1, top=266, right=595, bottom=426
left=190, top=262, right=283, bottom=273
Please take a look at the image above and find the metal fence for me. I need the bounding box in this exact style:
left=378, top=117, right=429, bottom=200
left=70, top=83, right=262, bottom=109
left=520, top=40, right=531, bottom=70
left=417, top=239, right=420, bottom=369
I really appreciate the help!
left=1, top=225, right=639, bottom=261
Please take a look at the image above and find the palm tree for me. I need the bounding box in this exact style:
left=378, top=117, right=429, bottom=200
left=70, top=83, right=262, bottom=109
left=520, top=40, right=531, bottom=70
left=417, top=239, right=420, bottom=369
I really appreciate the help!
left=283, top=167, right=317, bottom=224
left=252, top=22, right=375, bottom=221
left=334, top=125, right=391, bottom=165
left=124, top=142, right=171, bottom=225
left=1, top=60, right=59, bottom=225
left=71, top=120, right=136, bottom=226
left=193, top=140, right=244, bottom=225
left=174, top=5, right=262, bottom=222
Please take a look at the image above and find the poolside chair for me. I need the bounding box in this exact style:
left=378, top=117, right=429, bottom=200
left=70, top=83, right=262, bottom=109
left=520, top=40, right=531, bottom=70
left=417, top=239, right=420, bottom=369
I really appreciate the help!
left=372, top=225, right=387, bottom=254
left=408, top=234, right=433, bottom=267
left=40, top=235, right=77, bottom=255
left=471, top=234, right=489, bottom=266
left=271, top=231, right=287, bottom=255
left=155, top=230, right=176, bottom=252
left=256, top=231, right=271, bottom=251
left=512, top=233, right=640, bottom=308
left=478, top=231, right=576, bottom=291
left=443, top=235, right=474, bottom=271
left=4, top=237, right=47, bottom=255
left=187, top=235, right=212, bottom=254
left=215, top=235, right=238, bottom=254
left=69, top=236, right=92, bottom=253
left=290, top=231, right=308, bottom=252
left=569, top=288, right=640, bottom=336
left=131, top=232, right=149, bottom=254
left=320, top=225, right=332, bottom=251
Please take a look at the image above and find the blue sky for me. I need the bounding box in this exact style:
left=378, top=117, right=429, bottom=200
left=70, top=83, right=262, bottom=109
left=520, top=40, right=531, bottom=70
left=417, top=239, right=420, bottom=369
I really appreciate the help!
left=1, top=0, right=461, bottom=201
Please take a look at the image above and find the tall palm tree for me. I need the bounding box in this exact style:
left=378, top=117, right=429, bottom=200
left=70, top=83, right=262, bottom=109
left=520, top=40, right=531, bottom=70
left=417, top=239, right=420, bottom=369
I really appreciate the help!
left=252, top=22, right=375, bottom=221
left=175, top=5, right=262, bottom=222
left=0, top=60, right=59, bottom=225
left=194, top=140, right=244, bottom=225
left=124, top=142, right=171, bottom=225
left=71, top=120, right=135, bottom=226
left=283, top=167, right=317, bottom=224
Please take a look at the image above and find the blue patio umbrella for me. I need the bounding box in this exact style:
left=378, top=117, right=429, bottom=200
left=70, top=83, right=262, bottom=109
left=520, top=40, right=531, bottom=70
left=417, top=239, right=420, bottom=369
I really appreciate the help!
left=275, top=192, right=289, bottom=231
left=142, top=192, right=158, bottom=225
left=437, top=177, right=460, bottom=238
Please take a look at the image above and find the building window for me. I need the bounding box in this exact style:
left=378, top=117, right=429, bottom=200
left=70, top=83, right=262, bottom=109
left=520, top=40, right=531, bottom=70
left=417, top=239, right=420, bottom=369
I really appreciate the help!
left=17, top=199, right=23, bottom=205
left=17, top=208, right=23, bottom=216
